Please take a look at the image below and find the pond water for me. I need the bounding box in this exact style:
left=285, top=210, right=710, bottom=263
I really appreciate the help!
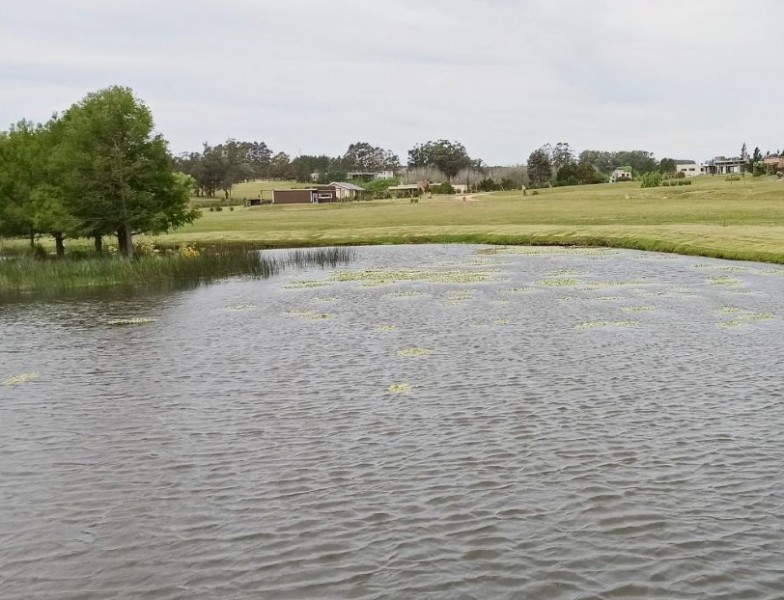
left=2, top=244, right=784, bottom=599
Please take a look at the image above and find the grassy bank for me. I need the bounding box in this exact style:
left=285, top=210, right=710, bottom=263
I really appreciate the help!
left=0, top=247, right=354, bottom=298
left=149, top=176, right=784, bottom=264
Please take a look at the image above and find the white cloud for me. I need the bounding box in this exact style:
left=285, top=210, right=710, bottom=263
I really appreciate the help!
left=2, top=0, right=783, bottom=163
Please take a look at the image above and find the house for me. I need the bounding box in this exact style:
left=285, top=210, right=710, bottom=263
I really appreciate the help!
left=330, top=182, right=365, bottom=201
left=701, top=157, right=745, bottom=175
left=610, top=167, right=633, bottom=182
left=272, top=187, right=337, bottom=204
left=675, top=160, right=701, bottom=177
left=763, top=155, right=784, bottom=170
left=388, top=184, right=421, bottom=198
left=346, top=171, right=395, bottom=181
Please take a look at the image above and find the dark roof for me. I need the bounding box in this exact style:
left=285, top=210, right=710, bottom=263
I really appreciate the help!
left=674, top=159, right=696, bottom=164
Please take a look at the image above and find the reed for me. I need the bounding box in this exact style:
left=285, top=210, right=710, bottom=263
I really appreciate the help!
left=0, top=246, right=355, bottom=299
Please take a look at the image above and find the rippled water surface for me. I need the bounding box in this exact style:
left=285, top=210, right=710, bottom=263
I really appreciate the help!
left=2, top=245, right=784, bottom=599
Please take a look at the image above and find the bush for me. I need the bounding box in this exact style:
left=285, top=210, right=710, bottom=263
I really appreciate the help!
left=662, top=179, right=692, bottom=187
left=429, top=182, right=455, bottom=194
left=725, top=175, right=741, bottom=182
left=640, top=172, right=663, bottom=188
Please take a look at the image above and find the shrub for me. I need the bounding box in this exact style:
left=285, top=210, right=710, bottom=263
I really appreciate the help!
left=640, top=172, right=663, bottom=188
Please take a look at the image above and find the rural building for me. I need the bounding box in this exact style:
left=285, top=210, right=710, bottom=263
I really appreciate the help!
left=388, top=184, right=421, bottom=198
left=701, top=157, right=745, bottom=175
left=763, top=155, right=784, bottom=170
left=272, top=187, right=337, bottom=204
left=346, top=171, right=395, bottom=181
left=610, top=167, right=633, bottom=182
left=675, top=161, right=701, bottom=177
left=330, top=182, right=366, bottom=201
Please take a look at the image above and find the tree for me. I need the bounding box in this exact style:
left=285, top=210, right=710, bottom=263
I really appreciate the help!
left=551, top=142, right=574, bottom=173
left=268, top=152, right=292, bottom=180
left=55, top=86, right=197, bottom=257
left=527, top=147, right=552, bottom=187
left=0, top=121, right=42, bottom=245
left=659, top=158, right=677, bottom=174
left=341, top=142, right=399, bottom=173
left=407, top=139, right=474, bottom=179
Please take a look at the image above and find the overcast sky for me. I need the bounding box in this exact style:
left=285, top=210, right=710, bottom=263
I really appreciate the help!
left=2, top=0, right=782, bottom=165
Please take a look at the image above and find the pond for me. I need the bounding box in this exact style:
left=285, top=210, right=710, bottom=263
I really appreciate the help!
left=2, top=244, right=784, bottom=599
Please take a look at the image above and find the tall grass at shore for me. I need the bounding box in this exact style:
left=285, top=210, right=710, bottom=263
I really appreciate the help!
left=0, top=246, right=355, bottom=298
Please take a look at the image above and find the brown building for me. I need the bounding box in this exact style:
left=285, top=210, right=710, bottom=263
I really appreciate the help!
left=272, top=187, right=337, bottom=204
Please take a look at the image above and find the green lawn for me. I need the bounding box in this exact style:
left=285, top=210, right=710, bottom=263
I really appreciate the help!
left=149, top=176, right=784, bottom=264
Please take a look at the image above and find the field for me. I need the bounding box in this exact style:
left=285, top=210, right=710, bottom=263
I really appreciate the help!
left=151, top=176, right=784, bottom=264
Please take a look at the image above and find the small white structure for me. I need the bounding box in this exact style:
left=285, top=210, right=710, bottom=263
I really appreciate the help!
left=610, top=168, right=633, bottom=182
left=330, top=182, right=365, bottom=200
left=676, top=161, right=701, bottom=177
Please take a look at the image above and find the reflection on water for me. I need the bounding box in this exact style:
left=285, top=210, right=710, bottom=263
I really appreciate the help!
left=2, top=245, right=784, bottom=599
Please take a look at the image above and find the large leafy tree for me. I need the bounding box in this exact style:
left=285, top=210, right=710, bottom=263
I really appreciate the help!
left=0, top=121, right=42, bottom=244
left=527, top=147, right=553, bottom=187
left=55, top=86, right=197, bottom=256
left=341, top=142, right=399, bottom=173
left=407, top=139, right=475, bottom=179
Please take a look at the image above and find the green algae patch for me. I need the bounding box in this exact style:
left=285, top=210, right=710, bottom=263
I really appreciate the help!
left=622, top=306, right=654, bottom=313
left=706, top=275, right=741, bottom=287
left=285, top=280, right=328, bottom=289
left=224, top=303, right=256, bottom=312
left=719, top=312, right=773, bottom=328
left=107, top=317, right=156, bottom=326
left=331, top=269, right=496, bottom=285
left=288, top=309, right=332, bottom=320
left=537, top=278, right=579, bottom=287
left=376, top=324, right=397, bottom=332
left=396, top=347, right=433, bottom=357
left=576, top=320, right=639, bottom=330
left=2, top=372, right=39, bottom=386
left=388, top=383, right=413, bottom=394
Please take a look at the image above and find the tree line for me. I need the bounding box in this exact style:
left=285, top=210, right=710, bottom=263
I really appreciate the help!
left=0, top=86, right=196, bottom=257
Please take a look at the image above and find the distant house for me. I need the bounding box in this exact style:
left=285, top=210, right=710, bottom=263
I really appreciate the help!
left=610, top=167, right=633, bottom=182
left=272, top=187, right=337, bottom=204
left=675, top=160, right=701, bottom=177
left=701, top=157, right=745, bottom=175
left=346, top=171, right=395, bottom=181
left=388, top=184, right=421, bottom=198
left=763, top=155, right=784, bottom=170
left=330, top=182, right=365, bottom=201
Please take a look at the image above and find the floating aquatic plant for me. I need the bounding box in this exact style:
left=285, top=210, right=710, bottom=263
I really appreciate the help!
left=576, top=320, right=639, bottom=330
left=332, top=269, right=495, bottom=284
left=493, top=319, right=511, bottom=325
left=718, top=306, right=744, bottom=314
left=2, top=372, right=38, bottom=386
left=285, top=280, right=328, bottom=289
left=224, top=303, right=256, bottom=311
left=622, top=306, right=654, bottom=313
left=719, top=312, right=773, bottom=328
left=377, top=324, right=397, bottom=332
left=387, top=290, right=424, bottom=299
left=311, top=296, right=338, bottom=303
left=706, top=276, right=741, bottom=287
left=501, top=287, right=534, bottom=294
left=550, top=268, right=580, bottom=276
left=537, top=278, right=578, bottom=287
left=388, top=383, right=412, bottom=394
left=107, top=317, right=156, bottom=326
left=288, top=309, right=331, bottom=320
left=396, top=347, right=433, bottom=357
left=592, top=295, right=622, bottom=301
left=477, top=246, right=613, bottom=257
